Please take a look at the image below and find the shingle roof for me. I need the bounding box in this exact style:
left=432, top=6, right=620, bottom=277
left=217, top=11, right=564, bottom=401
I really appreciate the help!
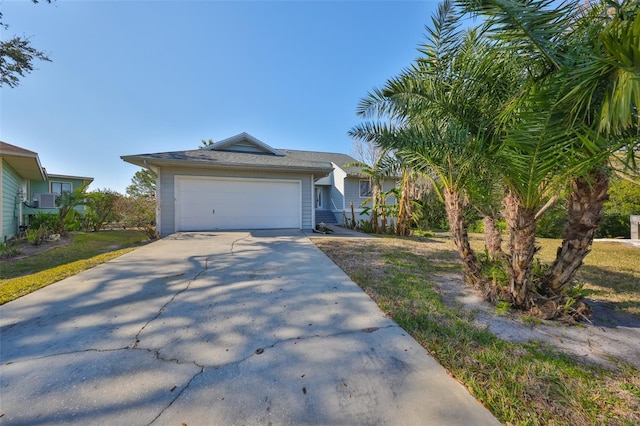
left=121, top=148, right=334, bottom=174
left=121, top=133, right=366, bottom=176
left=277, top=149, right=365, bottom=175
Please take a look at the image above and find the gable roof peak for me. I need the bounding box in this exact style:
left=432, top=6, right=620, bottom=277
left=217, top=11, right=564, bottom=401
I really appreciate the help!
left=208, top=132, right=283, bottom=156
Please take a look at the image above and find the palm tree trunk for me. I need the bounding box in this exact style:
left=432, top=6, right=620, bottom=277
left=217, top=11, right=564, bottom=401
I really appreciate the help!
left=542, top=170, right=608, bottom=295
left=483, top=215, right=503, bottom=260
left=444, top=189, right=482, bottom=287
left=396, top=170, right=411, bottom=236
left=503, top=190, right=538, bottom=308
left=371, top=184, right=380, bottom=233
left=397, top=188, right=407, bottom=236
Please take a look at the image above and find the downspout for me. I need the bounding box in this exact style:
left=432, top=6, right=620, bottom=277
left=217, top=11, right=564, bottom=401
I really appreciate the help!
left=311, top=174, right=315, bottom=230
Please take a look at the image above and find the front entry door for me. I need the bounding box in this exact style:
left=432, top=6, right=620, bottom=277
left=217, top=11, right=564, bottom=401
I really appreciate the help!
left=315, top=187, right=323, bottom=209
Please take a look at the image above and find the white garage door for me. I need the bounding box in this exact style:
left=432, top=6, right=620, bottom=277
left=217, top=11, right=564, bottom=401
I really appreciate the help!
left=175, top=176, right=301, bottom=231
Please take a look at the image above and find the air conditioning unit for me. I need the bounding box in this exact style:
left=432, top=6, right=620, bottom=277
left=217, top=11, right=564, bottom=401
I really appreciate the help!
left=35, top=193, right=57, bottom=209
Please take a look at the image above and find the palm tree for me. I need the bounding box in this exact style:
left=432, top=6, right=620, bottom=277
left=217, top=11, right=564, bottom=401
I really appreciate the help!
left=459, top=0, right=640, bottom=300
left=55, top=184, right=89, bottom=234
left=355, top=2, right=468, bottom=275
left=542, top=1, right=640, bottom=294
left=351, top=122, right=487, bottom=289
left=351, top=0, right=517, bottom=292
left=352, top=0, right=611, bottom=310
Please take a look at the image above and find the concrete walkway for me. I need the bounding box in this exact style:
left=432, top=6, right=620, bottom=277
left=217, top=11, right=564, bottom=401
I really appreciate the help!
left=305, top=223, right=377, bottom=239
left=0, top=230, right=499, bottom=425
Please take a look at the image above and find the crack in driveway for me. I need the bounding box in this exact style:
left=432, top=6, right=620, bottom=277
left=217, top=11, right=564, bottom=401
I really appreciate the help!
left=143, top=325, right=399, bottom=425
left=132, top=256, right=214, bottom=349
left=195, top=325, right=401, bottom=371
left=133, top=232, right=250, bottom=350
left=148, top=364, right=205, bottom=425
left=230, top=232, right=252, bottom=255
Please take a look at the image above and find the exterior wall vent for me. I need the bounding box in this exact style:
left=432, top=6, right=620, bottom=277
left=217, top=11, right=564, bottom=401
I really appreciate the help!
left=35, top=193, right=57, bottom=208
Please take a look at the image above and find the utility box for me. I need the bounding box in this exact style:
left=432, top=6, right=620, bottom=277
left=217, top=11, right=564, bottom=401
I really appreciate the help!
left=631, top=215, right=640, bottom=240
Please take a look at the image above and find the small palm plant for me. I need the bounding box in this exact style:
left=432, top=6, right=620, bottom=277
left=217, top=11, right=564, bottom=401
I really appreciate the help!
left=54, top=184, right=89, bottom=234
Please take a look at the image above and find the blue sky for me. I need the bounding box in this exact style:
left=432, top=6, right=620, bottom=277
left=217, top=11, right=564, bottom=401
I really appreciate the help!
left=1, top=0, right=438, bottom=193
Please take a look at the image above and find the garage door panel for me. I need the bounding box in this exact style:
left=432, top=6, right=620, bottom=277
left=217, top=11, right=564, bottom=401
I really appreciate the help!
left=176, top=177, right=301, bottom=231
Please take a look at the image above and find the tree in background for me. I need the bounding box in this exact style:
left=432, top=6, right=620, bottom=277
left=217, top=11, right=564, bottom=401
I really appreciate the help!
left=85, top=189, right=120, bottom=231
left=0, top=0, right=52, bottom=88
left=351, top=138, right=382, bottom=172
left=597, top=177, right=640, bottom=237
left=126, top=169, right=156, bottom=198
left=119, top=170, right=158, bottom=238
left=114, top=195, right=156, bottom=238
left=200, top=138, right=215, bottom=148
left=537, top=175, right=640, bottom=239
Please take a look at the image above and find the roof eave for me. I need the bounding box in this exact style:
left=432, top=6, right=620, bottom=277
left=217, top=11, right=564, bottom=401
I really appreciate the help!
left=121, top=156, right=332, bottom=175
left=1, top=153, right=47, bottom=181
left=47, top=173, right=94, bottom=183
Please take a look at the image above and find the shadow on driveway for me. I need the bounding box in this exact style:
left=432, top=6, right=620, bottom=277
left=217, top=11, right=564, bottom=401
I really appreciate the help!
left=0, top=230, right=498, bottom=425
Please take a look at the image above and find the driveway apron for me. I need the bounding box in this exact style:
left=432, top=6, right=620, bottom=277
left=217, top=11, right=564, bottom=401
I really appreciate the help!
left=0, top=230, right=499, bottom=425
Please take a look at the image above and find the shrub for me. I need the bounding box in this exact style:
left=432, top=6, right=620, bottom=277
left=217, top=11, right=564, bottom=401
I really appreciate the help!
left=595, top=213, right=630, bottom=238
left=0, top=242, right=22, bottom=259
left=29, top=212, right=58, bottom=231
left=64, top=212, right=85, bottom=232
left=27, top=225, right=49, bottom=246
left=114, top=195, right=156, bottom=229
left=358, top=219, right=374, bottom=233
left=141, top=225, right=159, bottom=239
left=413, top=195, right=449, bottom=231
left=468, top=220, right=484, bottom=233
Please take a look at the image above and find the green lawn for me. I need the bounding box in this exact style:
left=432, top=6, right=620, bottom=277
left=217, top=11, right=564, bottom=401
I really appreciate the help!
left=0, top=230, right=150, bottom=305
left=535, top=238, right=640, bottom=317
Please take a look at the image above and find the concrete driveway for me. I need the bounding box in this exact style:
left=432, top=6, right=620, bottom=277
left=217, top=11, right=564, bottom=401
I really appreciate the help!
left=0, top=230, right=498, bottom=425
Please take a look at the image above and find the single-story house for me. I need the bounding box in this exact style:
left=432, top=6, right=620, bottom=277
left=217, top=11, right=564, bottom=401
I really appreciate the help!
left=121, top=132, right=398, bottom=236
left=1, top=142, right=93, bottom=242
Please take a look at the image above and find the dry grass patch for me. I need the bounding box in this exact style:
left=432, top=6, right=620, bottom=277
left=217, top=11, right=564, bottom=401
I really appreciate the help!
left=313, top=235, right=640, bottom=426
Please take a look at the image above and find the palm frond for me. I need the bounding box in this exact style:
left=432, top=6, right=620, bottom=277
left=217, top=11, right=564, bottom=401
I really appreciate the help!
left=457, top=0, right=581, bottom=70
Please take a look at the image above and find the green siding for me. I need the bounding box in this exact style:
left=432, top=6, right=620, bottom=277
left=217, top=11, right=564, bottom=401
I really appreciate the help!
left=29, top=177, right=90, bottom=213
left=29, top=180, right=49, bottom=196
left=29, top=177, right=87, bottom=196
left=2, top=160, right=24, bottom=242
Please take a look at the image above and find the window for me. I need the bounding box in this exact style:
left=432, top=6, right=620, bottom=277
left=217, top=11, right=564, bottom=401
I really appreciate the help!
left=359, top=180, right=372, bottom=198
left=51, top=182, right=72, bottom=195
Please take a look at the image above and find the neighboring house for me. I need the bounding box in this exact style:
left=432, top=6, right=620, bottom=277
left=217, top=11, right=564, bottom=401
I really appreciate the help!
left=0, top=142, right=93, bottom=243
left=121, top=132, right=398, bottom=236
